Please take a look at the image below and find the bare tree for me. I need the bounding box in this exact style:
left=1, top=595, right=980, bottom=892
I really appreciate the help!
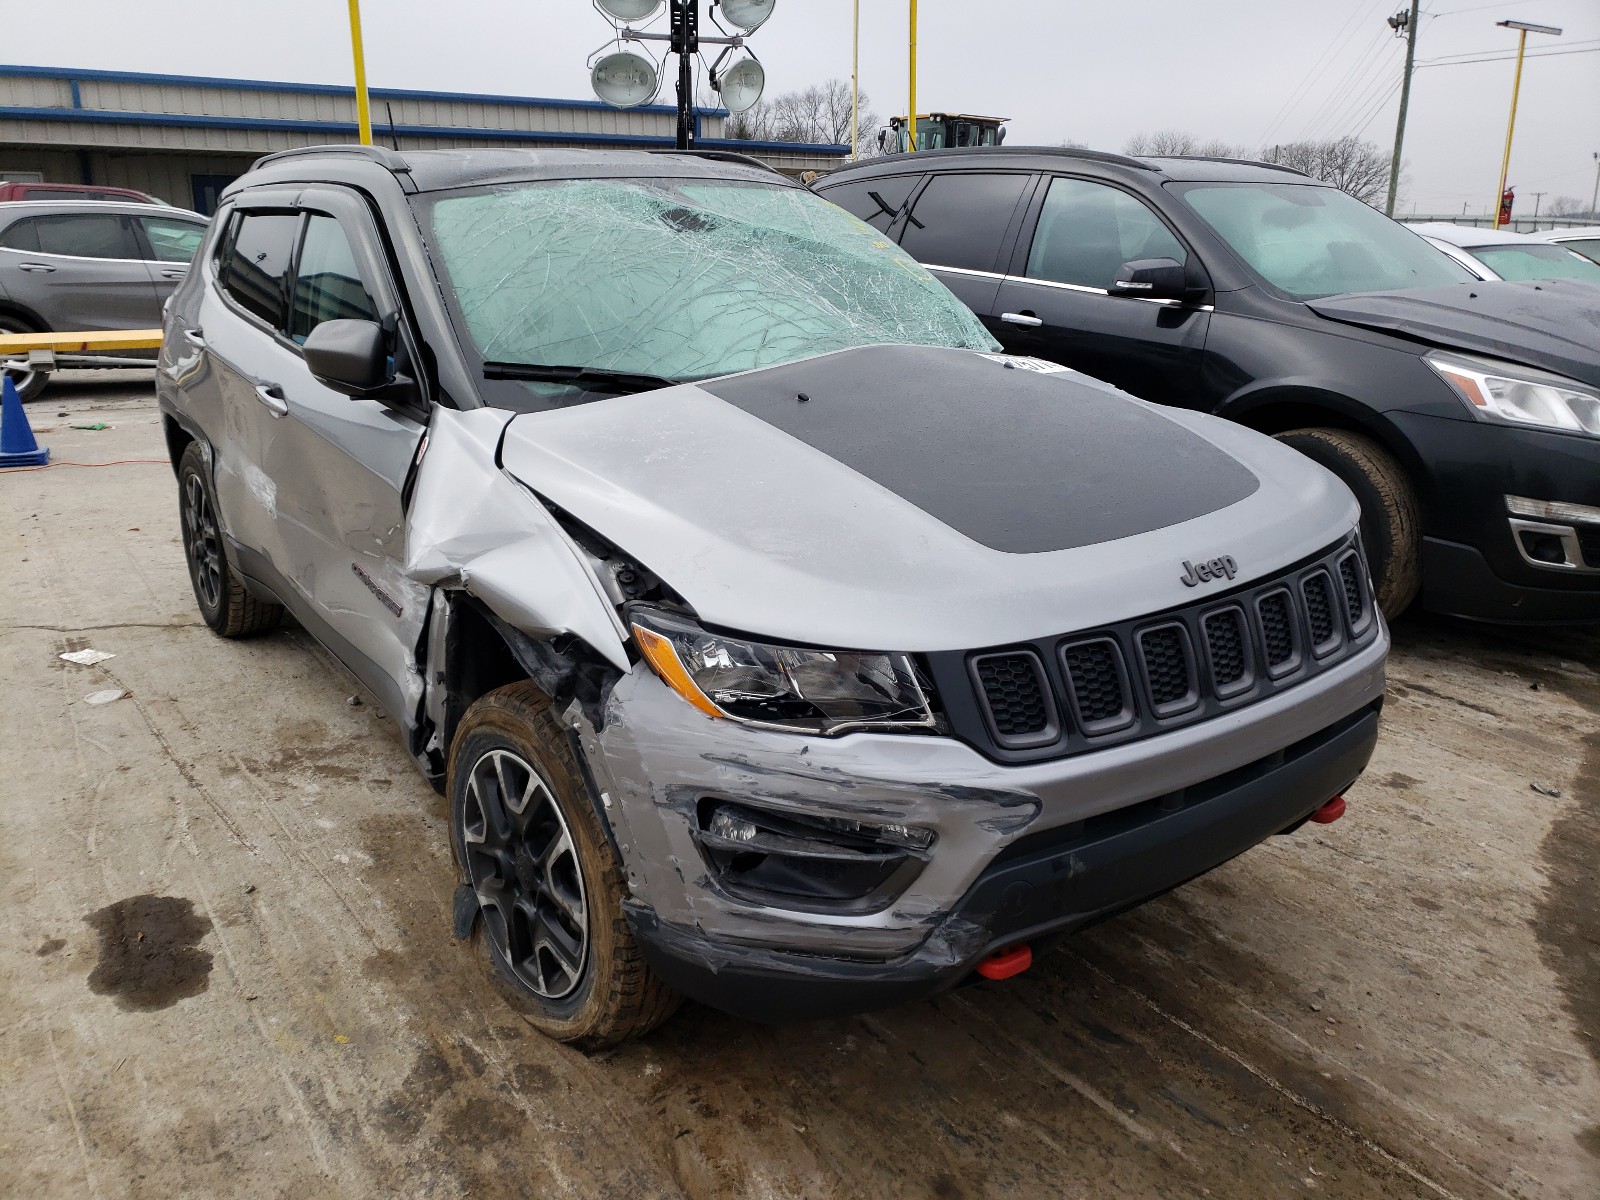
left=1258, top=137, right=1390, bottom=207
left=1547, top=195, right=1589, bottom=217
left=728, top=79, right=879, bottom=156
left=1124, top=130, right=1198, bottom=156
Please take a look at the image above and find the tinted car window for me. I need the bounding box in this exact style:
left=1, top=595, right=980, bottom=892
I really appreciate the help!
left=820, top=175, right=920, bottom=232
left=897, top=173, right=1029, bottom=272
left=1026, top=177, right=1187, bottom=289
left=290, top=215, right=379, bottom=341
left=221, top=212, right=299, bottom=328
left=139, top=215, right=206, bottom=263
left=0, top=213, right=140, bottom=259
left=1557, top=237, right=1600, bottom=264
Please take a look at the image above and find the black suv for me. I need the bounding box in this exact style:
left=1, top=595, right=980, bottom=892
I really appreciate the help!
left=816, top=149, right=1600, bottom=625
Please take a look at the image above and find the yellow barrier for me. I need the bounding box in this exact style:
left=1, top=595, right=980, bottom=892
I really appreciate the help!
left=0, top=329, right=164, bottom=354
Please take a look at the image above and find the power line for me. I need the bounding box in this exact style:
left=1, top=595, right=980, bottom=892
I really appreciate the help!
left=1302, top=34, right=1404, bottom=141
left=1416, top=45, right=1600, bottom=67
left=1258, top=0, right=1389, bottom=146
left=1280, top=6, right=1399, bottom=144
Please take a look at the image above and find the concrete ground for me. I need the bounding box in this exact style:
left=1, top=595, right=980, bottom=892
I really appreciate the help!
left=2, top=374, right=1597, bottom=1200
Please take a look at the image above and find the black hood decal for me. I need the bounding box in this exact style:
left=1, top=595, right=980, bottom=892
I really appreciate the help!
left=1308, top=280, right=1600, bottom=388
left=701, top=346, right=1259, bottom=555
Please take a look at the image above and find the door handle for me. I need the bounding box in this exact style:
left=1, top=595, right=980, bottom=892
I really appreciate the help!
left=160, top=268, right=187, bottom=279
left=253, top=383, right=289, bottom=418
left=18, top=262, right=56, bottom=273
left=1001, top=312, right=1043, bottom=328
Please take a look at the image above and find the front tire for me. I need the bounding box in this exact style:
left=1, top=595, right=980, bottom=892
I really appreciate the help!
left=448, top=682, right=680, bottom=1049
left=0, top=315, right=47, bottom=401
left=177, top=442, right=282, bottom=637
left=1275, top=427, right=1420, bottom=619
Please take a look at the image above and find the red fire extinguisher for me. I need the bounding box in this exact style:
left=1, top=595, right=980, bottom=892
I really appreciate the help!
left=1498, top=187, right=1515, bottom=226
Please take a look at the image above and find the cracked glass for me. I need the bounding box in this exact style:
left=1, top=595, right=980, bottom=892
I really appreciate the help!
left=423, top=176, right=998, bottom=395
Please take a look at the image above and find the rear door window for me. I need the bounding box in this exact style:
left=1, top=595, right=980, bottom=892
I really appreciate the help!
left=1025, top=177, right=1188, bottom=290
left=220, top=212, right=299, bottom=328
left=819, top=175, right=921, bottom=233
left=289, top=214, right=380, bottom=342
left=897, top=173, right=1030, bottom=272
left=0, top=213, right=141, bottom=259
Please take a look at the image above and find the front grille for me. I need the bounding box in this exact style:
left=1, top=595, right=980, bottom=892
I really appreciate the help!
left=970, top=651, right=1056, bottom=748
left=1062, top=639, right=1133, bottom=732
left=940, top=538, right=1378, bottom=764
left=1202, top=607, right=1249, bottom=692
left=1257, top=590, right=1297, bottom=671
left=1138, top=623, right=1196, bottom=714
left=1337, top=553, right=1368, bottom=627
left=1302, top=571, right=1340, bottom=654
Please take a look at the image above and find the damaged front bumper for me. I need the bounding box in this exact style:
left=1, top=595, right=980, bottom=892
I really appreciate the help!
left=587, top=630, right=1387, bottom=1021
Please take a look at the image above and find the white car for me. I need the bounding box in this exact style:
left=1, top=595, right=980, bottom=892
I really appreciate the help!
left=1407, top=222, right=1600, bottom=285
left=1526, top=225, right=1600, bottom=267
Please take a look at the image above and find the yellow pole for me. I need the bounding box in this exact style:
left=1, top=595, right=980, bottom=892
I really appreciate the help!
left=348, top=0, right=373, bottom=147
left=908, top=0, right=918, bottom=152
left=1492, top=28, right=1527, bottom=230
left=850, top=0, right=859, bottom=161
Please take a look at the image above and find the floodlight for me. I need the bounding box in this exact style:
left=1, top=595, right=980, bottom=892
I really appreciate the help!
left=1496, top=19, right=1562, bottom=35
left=592, top=51, right=660, bottom=108
left=597, top=0, right=664, bottom=22
left=716, top=56, right=766, bottom=113
left=718, top=0, right=776, bottom=32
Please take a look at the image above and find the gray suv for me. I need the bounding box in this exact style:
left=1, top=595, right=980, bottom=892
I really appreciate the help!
left=157, top=145, right=1388, bottom=1048
left=0, top=199, right=207, bottom=398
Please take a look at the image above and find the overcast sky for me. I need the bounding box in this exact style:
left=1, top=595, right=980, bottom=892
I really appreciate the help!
left=13, top=0, right=1600, bottom=216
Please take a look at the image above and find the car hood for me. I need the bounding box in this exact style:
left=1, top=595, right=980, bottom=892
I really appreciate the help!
left=498, top=345, right=1358, bottom=652
left=1308, top=280, right=1600, bottom=389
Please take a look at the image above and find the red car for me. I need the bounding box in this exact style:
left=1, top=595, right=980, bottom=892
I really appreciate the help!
left=0, top=181, right=163, bottom=205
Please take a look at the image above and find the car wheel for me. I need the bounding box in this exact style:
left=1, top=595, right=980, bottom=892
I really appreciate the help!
left=177, top=441, right=282, bottom=637
left=448, top=681, right=681, bottom=1049
left=0, top=315, right=47, bottom=402
left=1275, top=427, right=1420, bottom=619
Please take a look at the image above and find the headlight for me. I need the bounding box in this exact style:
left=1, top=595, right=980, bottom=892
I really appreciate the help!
left=629, top=607, right=936, bottom=735
left=1427, top=352, right=1600, bottom=437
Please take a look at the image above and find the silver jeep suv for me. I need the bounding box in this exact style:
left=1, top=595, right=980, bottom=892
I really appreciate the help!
left=157, top=145, right=1388, bottom=1048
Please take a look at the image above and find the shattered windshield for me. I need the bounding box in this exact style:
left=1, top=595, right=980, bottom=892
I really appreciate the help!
left=422, top=176, right=998, bottom=399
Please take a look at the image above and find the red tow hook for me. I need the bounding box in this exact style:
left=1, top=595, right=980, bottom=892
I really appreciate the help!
left=976, top=944, right=1033, bottom=981
left=1310, top=795, right=1347, bottom=824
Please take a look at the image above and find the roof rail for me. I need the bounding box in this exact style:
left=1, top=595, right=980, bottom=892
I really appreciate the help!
left=250, top=143, right=412, bottom=174
left=649, top=148, right=782, bottom=174
left=1154, top=154, right=1312, bottom=179
left=859, top=145, right=1156, bottom=172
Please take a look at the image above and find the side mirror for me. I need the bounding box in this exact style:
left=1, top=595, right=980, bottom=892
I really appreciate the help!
left=1109, top=258, right=1190, bottom=301
left=303, top=319, right=388, bottom=395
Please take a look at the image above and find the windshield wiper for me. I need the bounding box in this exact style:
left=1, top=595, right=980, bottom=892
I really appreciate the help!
left=483, top=361, right=678, bottom=394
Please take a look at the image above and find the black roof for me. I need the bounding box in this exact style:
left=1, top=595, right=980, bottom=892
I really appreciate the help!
left=818, top=145, right=1314, bottom=185
left=238, top=144, right=792, bottom=198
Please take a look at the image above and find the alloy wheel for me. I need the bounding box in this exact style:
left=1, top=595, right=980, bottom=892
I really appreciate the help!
left=182, top=472, right=223, bottom=611
left=461, top=748, right=589, bottom=999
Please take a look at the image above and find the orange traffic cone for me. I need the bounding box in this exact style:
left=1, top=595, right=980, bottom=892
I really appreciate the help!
left=0, top=373, right=48, bottom=467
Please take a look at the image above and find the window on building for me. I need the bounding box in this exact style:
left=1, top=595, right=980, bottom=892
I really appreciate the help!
left=219, top=212, right=299, bottom=328
left=897, top=173, right=1030, bottom=272
left=289, top=215, right=380, bottom=342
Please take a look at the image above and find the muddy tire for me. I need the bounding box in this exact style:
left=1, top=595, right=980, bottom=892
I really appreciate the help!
left=0, top=314, right=47, bottom=402
left=177, top=442, right=282, bottom=637
left=1274, top=427, right=1421, bottom=620
left=448, top=681, right=681, bottom=1049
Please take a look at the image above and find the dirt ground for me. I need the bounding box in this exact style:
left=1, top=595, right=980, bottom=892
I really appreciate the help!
left=2, top=375, right=1597, bottom=1200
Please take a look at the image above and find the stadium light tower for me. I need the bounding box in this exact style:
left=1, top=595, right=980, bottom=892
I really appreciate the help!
left=590, top=0, right=775, bottom=150
left=1492, top=18, right=1561, bottom=229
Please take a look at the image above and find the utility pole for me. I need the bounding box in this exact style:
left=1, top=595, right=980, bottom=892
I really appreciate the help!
left=1385, top=1, right=1419, bottom=217
left=850, top=0, right=859, bottom=161
left=1591, top=151, right=1599, bottom=219
left=1531, top=190, right=1546, bottom=222
left=908, top=0, right=919, bottom=152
